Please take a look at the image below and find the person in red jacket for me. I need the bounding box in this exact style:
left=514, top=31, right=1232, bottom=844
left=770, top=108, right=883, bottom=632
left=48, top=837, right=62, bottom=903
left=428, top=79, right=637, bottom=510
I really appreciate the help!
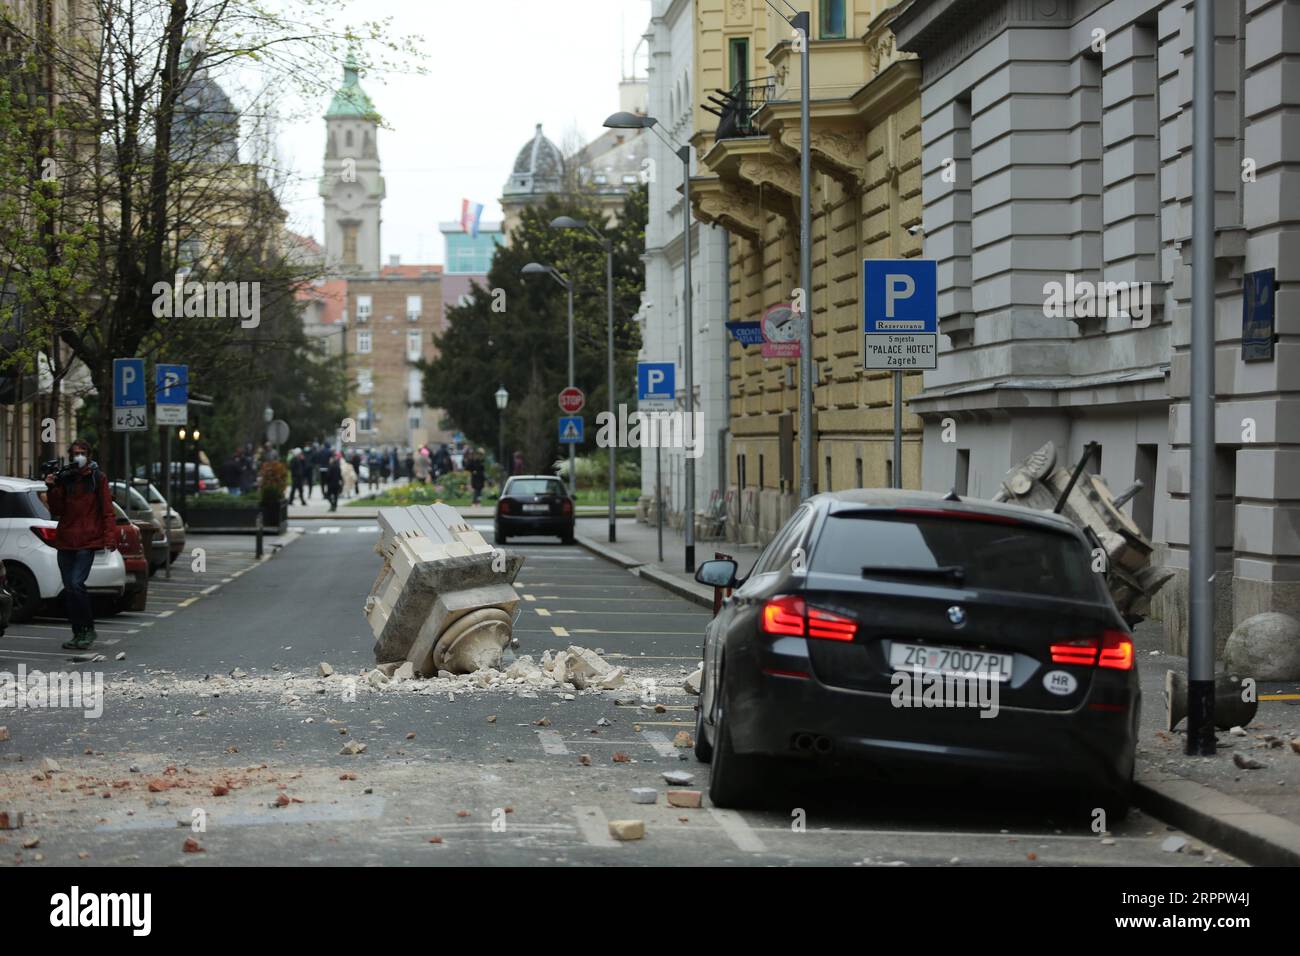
left=45, top=439, right=116, bottom=650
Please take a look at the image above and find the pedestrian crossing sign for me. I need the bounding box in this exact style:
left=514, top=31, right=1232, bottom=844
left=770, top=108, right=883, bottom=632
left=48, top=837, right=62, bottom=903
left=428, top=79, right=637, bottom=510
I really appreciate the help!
left=558, top=416, right=584, bottom=445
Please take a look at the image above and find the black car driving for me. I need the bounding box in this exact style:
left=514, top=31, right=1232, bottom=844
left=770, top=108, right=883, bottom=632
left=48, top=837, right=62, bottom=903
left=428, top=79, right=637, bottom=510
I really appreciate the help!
left=494, top=476, right=575, bottom=545
left=693, top=489, right=1139, bottom=814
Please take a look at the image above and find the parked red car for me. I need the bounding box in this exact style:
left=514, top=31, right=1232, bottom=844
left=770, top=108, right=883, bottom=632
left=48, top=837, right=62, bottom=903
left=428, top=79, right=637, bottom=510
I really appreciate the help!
left=110, top=502, right=149, bottom=613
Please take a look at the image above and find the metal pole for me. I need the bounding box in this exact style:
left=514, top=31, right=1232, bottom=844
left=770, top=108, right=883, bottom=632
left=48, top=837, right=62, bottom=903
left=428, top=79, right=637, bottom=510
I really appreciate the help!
left=498, top=412, right=505, bottom=485
left=163, top=428, right=171, bottom=580
left=567, top=281, right=576, bottom=498
left=796, top=11, right=813, bottom=501
left=893, top=370, right=902, bottom=488
left=1187, top=0, right=1217, bottom=756
left=682, top=146, right=696, bottom=573
left=656, top=443, right=663, bottom=562
left=606, top=243, right=617, bottom=543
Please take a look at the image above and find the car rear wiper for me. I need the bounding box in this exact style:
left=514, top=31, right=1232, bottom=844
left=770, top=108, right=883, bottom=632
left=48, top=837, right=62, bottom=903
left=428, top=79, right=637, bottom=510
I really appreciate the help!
left=861, top=565, right=966, bottom=583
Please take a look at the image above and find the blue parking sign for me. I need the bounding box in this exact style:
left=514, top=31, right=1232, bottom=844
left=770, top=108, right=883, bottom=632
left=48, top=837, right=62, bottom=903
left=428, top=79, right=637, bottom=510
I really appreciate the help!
left=864, top=259, right=938, bottom=334
left=558, top=416, right=584, bottom=445
left=156, top=364, right=188, bottom=404
left=637, top=362, right=674, bottom=409
left=113, top=358, right=146, bottom=407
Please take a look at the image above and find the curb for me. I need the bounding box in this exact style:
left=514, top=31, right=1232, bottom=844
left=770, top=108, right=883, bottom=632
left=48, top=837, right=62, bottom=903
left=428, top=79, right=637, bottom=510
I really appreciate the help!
left=1133, top=771, right=1300, bottom=866
left=574, top=534, right=714, bottom=608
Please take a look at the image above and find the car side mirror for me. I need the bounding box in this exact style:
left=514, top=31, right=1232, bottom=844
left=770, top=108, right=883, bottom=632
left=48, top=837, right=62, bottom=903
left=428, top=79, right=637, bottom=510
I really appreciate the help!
left=695, top=559, right=737, bottom=589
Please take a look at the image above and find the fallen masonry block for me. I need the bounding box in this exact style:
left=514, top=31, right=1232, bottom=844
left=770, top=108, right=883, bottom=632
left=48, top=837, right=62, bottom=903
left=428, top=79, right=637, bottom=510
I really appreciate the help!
left=666, top=790, right=702, bottom=808
left=608, top=819, right=645, bottom=841
left=364, top=503, right=523, bottom=675
left=628, top=788, right=658, bottom=805
left=0, top=809, right=22, bottom=829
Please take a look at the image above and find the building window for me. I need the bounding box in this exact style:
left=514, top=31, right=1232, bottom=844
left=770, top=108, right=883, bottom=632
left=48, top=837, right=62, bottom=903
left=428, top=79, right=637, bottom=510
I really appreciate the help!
left=345, top=129, right=353, bottom=149
left=356, top=330, right=371, bottom=354
left=355, top=294, right=372, bottom=321
left=406, top=294, right=422, bottom=320
left=955, top=449, right=970, bottom=497
left=407, top=369, right=423, bottom=404
left=342, top=224, right=358, bottom=266
left=407, top=330, right=422, bottom=362
left=820, top=0, right=846, bottom=39
left=409, top=410, right=423, bottom=430
left=728, top=38, right=749, bottom=87
left=356, top=368, right=373, bottom=395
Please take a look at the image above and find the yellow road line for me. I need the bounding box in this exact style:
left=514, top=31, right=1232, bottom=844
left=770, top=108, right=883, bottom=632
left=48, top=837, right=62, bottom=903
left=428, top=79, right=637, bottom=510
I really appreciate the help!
left=177, top=597, right=199, bottom=607
left=522, top=594, right=535, bottom=601
left=535, top=608, right=551, bottom=617
left=1260, top=693, right=1300, bottom=701
left=550, top=626, right=570, bottom=637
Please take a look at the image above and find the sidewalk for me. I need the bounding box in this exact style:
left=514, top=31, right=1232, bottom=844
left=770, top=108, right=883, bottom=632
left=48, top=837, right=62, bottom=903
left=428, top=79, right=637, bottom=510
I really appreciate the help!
left=577, top=516, right=1300, bottom=866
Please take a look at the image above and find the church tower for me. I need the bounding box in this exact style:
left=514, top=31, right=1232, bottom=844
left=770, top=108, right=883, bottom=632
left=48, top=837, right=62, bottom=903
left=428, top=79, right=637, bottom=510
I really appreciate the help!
left=320, top=53, right=384, bottom=274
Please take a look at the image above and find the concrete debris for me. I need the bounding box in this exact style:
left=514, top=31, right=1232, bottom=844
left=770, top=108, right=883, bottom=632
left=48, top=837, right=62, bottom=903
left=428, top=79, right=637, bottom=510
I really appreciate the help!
left=608, top=819, right=645, bottom=841
left=666, top=789, right=702, bottom=808
left=22, top=836, right=40, bottom=849
left=628, top=787, right=657, bottom=805
left=1230, top=726, right=1247, bottom=737
left=672, top=731, right=694, bottom=749
left=1232, top=752, right=1266, bottom=770
left=182, top=837, right=204, bottom=853
left=1160, top=835, right=1187, bottom=853
left=0, top=809, right=22, bottom=829
left=366, top=669, right=389, bottom=689
left=317, top=662, right=334, bottom=677
left=41, top=758, right=61, bottom=774
left=229, top=668, right=248, bottom=679
left=0, top=726, right=8, bottom=742
left=377, top=662, right=401, bottom=678
left=685, top=668, right=702, bottom=695
left=393, top=662, right=416, bottom=682
left=662, top=770, right=693, bottom=785
left=596, top=717, right=612, bottom=727
left=339, top=741, right=367, bottom=756
left=115, top=652, right=127, bottom=661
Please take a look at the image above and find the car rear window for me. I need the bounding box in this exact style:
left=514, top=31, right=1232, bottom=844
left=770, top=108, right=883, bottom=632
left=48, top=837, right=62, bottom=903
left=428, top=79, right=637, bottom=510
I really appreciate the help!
left=0, top=489, right=52, bottom=520
left=507, top=479, right=566, bottom=497
left=810, top=511, right=1104, bottom=602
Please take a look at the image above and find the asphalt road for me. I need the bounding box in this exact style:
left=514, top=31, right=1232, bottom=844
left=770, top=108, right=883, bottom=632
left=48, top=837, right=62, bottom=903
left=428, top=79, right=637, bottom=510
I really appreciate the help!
left=0, top=518, right=1241, bottom=866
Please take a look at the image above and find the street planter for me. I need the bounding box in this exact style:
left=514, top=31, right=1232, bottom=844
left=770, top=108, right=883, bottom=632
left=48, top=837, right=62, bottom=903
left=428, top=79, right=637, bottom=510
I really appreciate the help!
left=184, top=500, right=285, bottom=535
left=261, top=498, right=286, bottom=531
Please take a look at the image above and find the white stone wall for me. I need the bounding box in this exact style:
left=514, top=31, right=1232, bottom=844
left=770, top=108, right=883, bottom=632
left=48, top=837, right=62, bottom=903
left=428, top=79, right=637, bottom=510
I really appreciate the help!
left=641, top=0, right=730, bottom=524
left=896, top=0, right=1300, bottom=645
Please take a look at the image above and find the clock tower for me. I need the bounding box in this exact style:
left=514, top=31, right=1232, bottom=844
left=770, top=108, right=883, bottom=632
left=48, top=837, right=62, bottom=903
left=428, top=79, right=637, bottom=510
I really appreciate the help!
left=320, top=53, right=384, bottom=274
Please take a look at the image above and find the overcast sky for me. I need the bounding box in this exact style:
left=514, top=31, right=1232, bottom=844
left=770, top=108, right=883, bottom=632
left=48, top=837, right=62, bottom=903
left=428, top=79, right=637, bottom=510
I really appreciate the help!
left=271, top=0, right=651, bottom=267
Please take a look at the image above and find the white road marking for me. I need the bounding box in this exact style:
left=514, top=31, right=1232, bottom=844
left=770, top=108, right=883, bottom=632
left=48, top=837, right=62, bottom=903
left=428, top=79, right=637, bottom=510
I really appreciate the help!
left=201, top=585, right=219, bottom=595
left=536, top=730, right=569, bottom=755
left=550, top=626, right=570, bottom=638
left=316, top=527, right=341, bottom=534
left=639, top=730, right=678, bottom=757
left=535, top=608, right=550, bottom=617
left=709, top=808, right=767, bottom=853
left=572, top=806, right=618, bottom=847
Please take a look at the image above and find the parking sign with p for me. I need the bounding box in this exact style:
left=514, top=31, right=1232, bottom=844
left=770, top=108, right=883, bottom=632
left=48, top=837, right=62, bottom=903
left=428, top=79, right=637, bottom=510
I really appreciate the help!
left=863, top=259, right=939, bottom=370
left=637, top=361, right=675, bottom=412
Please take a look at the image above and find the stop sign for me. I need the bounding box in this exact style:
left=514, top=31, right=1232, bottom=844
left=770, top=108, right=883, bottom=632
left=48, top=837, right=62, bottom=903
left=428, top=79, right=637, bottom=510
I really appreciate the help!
left=558, top=387, right=585, bottom=414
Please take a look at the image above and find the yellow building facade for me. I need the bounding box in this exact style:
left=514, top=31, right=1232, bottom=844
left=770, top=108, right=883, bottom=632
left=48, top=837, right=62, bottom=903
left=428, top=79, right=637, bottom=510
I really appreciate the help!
left=690, top=0, right=923, bottom=544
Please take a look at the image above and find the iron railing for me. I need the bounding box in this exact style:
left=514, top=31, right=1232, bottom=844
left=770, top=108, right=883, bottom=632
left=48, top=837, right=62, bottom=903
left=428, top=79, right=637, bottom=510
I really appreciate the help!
left=704, top=75, right=777, bottom=140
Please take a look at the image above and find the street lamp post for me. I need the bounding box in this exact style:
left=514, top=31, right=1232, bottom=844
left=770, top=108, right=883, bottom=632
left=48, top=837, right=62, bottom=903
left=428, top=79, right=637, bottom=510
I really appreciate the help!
left=605, top=111, right=696, bottom=571
left=550, top=216, right=617, bottom=543
left=520, top=262, right=576, bottom=496
left=494, top=385, right=509, bottom=487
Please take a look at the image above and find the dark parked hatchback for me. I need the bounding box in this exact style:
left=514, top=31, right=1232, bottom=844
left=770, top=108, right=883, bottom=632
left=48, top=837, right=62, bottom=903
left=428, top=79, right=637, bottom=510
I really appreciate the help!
left=495, top=476, right=574, bottom=545
left=693, top=489, right=1139, bottom=814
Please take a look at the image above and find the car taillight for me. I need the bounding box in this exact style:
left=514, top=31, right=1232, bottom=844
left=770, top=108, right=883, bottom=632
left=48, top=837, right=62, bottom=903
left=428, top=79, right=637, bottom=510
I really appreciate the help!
left=198, top=479, right=207, bottom=490
left=808, top=606, right=857, bottom=641
left=30, top=526, right=58, bottom=546
left=1050, top=630, right=1133, bottom=670
left=498, top=498, right=513, bottom=515
left=1098, top=629, right=1134, bottom=670
left=761, top=595, right=857, bottom=641
left=762, top=596, right=806, bottom=636
left=561, top=498, right=573, bottom=516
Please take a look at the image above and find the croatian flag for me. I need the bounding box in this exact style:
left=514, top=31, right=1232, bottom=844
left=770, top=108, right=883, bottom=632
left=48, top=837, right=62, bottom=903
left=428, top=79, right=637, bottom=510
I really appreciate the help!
left=461, top=199, right=485, bottom=239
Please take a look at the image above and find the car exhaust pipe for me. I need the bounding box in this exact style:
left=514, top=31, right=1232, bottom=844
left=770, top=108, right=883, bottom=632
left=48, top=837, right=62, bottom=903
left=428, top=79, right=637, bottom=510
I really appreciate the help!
left=793, top=733, right=814, bottom=752
left=813, top=736, right=833, bottom=755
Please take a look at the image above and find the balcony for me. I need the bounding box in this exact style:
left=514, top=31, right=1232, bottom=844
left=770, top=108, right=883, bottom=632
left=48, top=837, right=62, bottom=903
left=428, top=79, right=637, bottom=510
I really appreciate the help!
left=706, top=76, right=776, bottom=142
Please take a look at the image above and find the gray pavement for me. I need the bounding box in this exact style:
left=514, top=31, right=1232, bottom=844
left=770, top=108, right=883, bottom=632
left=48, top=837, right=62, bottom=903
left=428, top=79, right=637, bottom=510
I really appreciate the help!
left=0, top=515, right=1254, bottom=866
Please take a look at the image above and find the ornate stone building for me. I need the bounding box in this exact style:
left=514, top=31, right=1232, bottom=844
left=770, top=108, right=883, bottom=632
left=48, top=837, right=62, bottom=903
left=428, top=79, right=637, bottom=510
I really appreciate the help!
left=320, top=54, right=385, bottom=275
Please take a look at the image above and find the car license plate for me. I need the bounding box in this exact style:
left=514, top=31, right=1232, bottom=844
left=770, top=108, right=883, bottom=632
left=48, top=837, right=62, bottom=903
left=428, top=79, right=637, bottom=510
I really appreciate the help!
left=523, top=504, right=548, bottom=513
left=889, top=643, right=1012, bottom=682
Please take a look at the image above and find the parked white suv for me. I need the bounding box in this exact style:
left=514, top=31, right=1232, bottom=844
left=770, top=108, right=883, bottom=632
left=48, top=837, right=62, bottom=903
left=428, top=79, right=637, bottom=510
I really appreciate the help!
left=0, top=476, right=127, bottom=621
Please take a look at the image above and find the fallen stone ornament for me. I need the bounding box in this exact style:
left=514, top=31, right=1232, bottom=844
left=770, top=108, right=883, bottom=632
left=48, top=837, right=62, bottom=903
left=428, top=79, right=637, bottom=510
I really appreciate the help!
left=364, top=503, right=523, bottom=675
left=990, top=441, right=1173, bottom=623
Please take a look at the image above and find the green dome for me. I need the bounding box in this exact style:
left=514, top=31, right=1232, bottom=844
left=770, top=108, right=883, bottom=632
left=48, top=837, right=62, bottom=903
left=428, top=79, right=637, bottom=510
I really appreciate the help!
left=325, top=52, right=377, bottom=119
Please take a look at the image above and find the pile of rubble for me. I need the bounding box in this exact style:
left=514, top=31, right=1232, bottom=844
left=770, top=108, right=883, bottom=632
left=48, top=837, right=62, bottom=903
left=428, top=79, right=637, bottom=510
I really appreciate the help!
left=363, top=644, right=629, bottom=695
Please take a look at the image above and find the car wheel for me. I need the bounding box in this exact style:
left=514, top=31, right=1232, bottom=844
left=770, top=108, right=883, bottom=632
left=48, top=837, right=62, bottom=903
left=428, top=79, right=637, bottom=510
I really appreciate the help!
left=709, top=681, right=768, bottom=809
left=494, top=528, right=508, bottom=546
left=560, top=531, right=574, bottom=545
left=4, top=563, right=40, bottom=622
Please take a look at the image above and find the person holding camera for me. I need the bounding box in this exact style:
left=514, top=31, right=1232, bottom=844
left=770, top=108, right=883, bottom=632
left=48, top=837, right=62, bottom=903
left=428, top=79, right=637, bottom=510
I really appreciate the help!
left=44, top=439, right=116, bottom=651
